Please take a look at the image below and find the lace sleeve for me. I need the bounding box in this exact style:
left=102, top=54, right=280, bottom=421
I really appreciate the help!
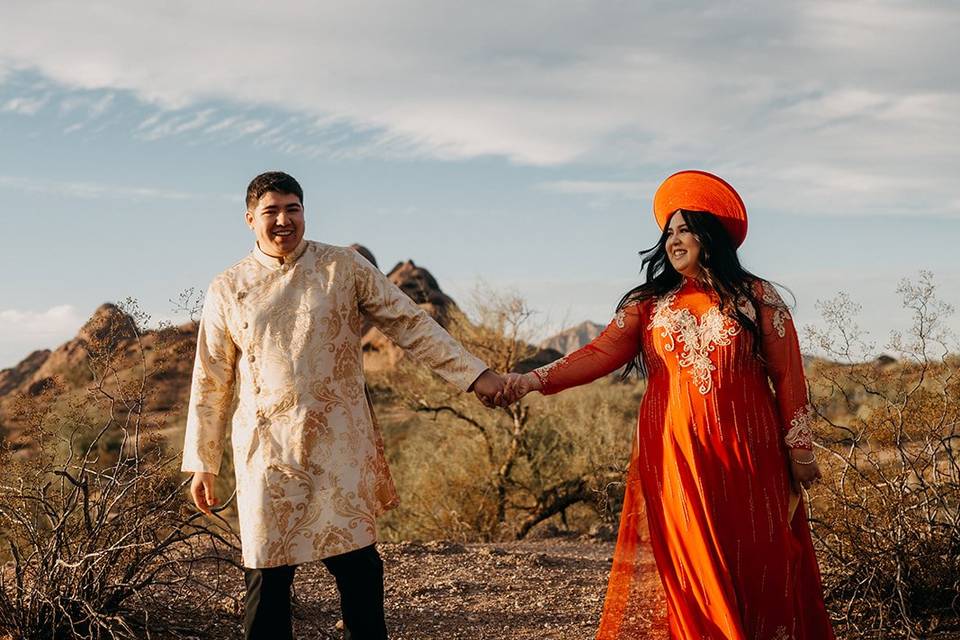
left=533, top=302, right=645, bottom=395
left=755, top=281, right=814, bottom=450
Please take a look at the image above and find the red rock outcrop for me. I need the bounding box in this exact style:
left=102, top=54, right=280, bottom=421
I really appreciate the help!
left=359, top=255, right=458, bottom=372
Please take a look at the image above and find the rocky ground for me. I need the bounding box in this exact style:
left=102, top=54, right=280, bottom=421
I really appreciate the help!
left=150, top=537, right=665, bottom=639
left=7, top=536, right=960, bottom=638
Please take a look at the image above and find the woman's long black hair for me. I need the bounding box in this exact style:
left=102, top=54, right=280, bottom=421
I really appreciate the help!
left=617, top=209, right=784, bottom=378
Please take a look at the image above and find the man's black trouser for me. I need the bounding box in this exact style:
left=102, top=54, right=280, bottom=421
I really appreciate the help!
left=243, top=544, right=388, bottom=640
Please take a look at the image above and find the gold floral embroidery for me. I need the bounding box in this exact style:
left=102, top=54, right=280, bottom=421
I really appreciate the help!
left=197, top=439, right=221, bottom=469
left=265, top=464, right=324, bottom=565
left=312, top=527, right=354, bottom=557
left=300, top=409, right=333, bottom=470
left=647, top=293, right=741, bottom=395
left=182, top=242, right=488, bottom=568
left=785, top=404, right=815, bottom=449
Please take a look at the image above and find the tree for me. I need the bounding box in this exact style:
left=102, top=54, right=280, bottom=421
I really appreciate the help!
left=372, top=289, right=642, bottom=542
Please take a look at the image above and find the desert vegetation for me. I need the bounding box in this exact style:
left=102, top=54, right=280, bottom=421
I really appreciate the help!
left=372, top=291, right=644, bottom=543
left=0, top=300, right=239, bottom=638
left=0, top=273, right=957, bottom=638
left=801, top=272, right=960, bottom=639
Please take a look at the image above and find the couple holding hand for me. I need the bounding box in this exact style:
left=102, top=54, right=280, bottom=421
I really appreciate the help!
left=183, top=170, right=833, bottom=639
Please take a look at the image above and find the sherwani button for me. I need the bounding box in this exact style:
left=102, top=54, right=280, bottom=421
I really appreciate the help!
left=243, top=321, right=249, bottom=329
left=248, top=354, right=256, bottom=362
left=254, top=386, right=261, bottom=394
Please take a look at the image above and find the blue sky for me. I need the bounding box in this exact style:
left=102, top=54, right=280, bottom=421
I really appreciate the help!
left=1, top=1, right=958, bottom=367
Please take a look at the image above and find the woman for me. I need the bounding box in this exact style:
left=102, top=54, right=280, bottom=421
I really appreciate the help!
left=505, top=171, right=835, bottom=639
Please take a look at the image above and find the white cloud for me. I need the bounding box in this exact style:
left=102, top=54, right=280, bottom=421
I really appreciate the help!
left=136, top=107, right=218, bottom=141
left=0, top=305, right=79, bottom=332
left=59, top=92, right=114, bottom=117
left=3, top=93, right=49, bottom=115
left=0, top=1, right=956, bottom=215
left=0, top=175, right=236, bottom=203
left=0, top=305, right=84, bottom=368
left=538, top=180, right=656, bottom=200
left=536, top=179, right=661, bottom=210
left=55, top=92, right=116, bottom=134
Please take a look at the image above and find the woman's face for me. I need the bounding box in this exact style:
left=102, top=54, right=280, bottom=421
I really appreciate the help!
left=665, top=212, right=702, bottom=277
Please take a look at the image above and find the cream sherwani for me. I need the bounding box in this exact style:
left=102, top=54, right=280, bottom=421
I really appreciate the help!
left=181, top=240, right=487, bottom=568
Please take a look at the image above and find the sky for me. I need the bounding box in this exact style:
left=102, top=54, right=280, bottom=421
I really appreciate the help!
left=1, top=1, right=958, bottom=368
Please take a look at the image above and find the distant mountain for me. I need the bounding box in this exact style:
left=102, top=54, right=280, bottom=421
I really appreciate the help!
left=0, top=303, right=196, bottom=451
left=540, top=321, right=605, bottom=355
left=0, top=348, right=52, bottom=397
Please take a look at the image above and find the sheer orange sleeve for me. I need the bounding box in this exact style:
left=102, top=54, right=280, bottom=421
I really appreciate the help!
left=533, top=301, right=645, bottom=395
left=756, top=281, right=814, bottom=451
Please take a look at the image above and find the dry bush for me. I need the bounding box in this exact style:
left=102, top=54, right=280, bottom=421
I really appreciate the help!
left=804, top=272, right=960, bottom=638
left=373, top=290, right=642, bottom=542
left=0, top=300, right=239, bottom=639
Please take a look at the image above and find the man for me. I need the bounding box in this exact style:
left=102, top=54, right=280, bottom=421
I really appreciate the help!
left=181, top=171, right=505, bottom=639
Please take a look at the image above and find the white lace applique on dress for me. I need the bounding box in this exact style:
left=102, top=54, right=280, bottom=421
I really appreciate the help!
left=760, top=281, right=791, bottom=339
left=784, top=403, right=815, bottom=449
left=647, top=292, right=741, bottom=395
left=614, top=300, right=641, bottom=329
left=534, top=355, right=568, bottom=386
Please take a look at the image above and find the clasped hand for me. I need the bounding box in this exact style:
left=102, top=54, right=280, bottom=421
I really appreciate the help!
left=471, top=370, right=543, bottom=407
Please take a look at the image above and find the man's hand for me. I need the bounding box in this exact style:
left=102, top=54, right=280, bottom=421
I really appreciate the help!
left=788, top=449, right=822, bottom=493
left=471, top=369, right=506, bottom=408
left=503, top=372, right=542, bottom=404
left=190, top=471, right=219, bottom=515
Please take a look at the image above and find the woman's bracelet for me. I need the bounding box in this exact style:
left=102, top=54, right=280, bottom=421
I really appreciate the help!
left=791, top=453, right=817, bottom=465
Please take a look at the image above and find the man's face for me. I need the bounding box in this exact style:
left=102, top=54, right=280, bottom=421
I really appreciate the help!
left=245, top=191, right=305, bottom=257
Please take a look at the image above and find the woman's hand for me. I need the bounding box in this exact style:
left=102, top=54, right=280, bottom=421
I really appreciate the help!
left=471, top=369, right=507, bottom=408
left=789, top=449, right=822, bottom=493
left=503, top=372, right=542, bottom=404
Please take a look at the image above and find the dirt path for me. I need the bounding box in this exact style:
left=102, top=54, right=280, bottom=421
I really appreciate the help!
left=162, top=538, right=665, bottom=639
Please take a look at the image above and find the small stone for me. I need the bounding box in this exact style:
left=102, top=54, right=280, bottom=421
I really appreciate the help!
left=423, top=540, right=466, bottom=555
left=587, top=522, right=616, bottom=542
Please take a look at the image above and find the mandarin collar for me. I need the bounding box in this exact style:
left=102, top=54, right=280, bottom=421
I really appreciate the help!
left=253, top=239, right=308, bottom=270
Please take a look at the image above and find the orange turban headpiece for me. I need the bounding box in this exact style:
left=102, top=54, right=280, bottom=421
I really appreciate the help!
left=653, top=170, right=748, bottom=248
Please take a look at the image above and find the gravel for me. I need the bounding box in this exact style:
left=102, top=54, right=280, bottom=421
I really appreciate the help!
left=151, top=538, right=665, bottom=639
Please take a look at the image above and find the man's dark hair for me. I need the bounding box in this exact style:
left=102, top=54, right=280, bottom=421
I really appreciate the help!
left=245, top=171, right=304, bottom=210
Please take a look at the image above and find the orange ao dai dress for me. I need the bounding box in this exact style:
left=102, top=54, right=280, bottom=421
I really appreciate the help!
left=532, top=278, right=835, bottom=640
